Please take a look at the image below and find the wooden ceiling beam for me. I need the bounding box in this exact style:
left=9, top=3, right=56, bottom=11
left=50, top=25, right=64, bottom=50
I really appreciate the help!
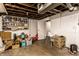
left=8, top=13, right=27, bottom=16
left=7, top=10, right=26, bottom=14
left=61, top=4, right=68, bottom=8
left=6, top=7, right=38, bottom=15
left=6, top=8, right=38, bottom=15
left=17, top=3, right=37, bottom=10
left=6, top=8, right=27, bottom=13
left=8, top=11, right=27, bottom=15
left=53, top=9, right=62, bottom=13
left=48, top=11, right=57, bottom=14
left=4, top=4, right=37, bottom=13
left=8, top=11, right=36, bottom=19
left=12, top=3, right=37, bottom=11
left=8, top=14, right=27, bottom=17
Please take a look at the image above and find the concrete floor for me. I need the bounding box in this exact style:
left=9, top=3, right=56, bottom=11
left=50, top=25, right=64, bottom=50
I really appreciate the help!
left=0, top=40, right=79, bottom=56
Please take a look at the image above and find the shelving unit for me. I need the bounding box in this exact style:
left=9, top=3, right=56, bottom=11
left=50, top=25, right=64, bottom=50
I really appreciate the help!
left=2, top=15, right=29, bottom=31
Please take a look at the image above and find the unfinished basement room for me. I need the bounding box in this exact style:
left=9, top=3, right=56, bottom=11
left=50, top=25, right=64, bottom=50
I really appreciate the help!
left=0, top=3, right=79, bottom=56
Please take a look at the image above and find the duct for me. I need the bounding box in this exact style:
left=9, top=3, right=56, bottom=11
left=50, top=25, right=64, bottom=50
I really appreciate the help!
left=38, top=3, right=62, bottom=14
left=66, top=3, right=74, bottom=10
left=66, top=3, right=78, bottom=11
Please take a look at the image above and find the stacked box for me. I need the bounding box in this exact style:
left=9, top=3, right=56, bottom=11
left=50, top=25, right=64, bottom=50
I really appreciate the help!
left=0, top=32, right=13, bottom=49
left=53, top=36, right=65, bottom=48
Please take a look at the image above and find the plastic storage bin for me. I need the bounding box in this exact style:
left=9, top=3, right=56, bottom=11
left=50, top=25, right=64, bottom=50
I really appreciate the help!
left=20, top=40, right=26, bottom=47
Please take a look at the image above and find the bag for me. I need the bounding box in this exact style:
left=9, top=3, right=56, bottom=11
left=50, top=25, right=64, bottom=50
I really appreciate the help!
left=70, top=44, right=78, bottom=54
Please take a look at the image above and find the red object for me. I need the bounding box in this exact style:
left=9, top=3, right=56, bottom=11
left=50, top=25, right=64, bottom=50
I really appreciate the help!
left=32, top=34, right=38, bottom=41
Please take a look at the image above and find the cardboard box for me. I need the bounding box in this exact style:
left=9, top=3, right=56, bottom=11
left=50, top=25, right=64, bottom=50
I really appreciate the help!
left=53, top=36, right=65, bottom=48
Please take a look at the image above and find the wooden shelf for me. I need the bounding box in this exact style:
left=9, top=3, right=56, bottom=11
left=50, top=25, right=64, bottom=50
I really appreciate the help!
left=2, top=15, right=29, bottom=31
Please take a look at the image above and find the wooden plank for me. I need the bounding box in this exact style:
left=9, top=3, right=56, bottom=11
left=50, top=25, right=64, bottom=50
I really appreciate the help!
left=17, top=3, right=37, bottom=10
left=6, top=8, right=38, bottom=15
left=8, top=12, right=36, bottom=19
left=48, top=11, right=57, bottom=14
left=8, top=11, right=26, bottom=15
left=5, top=4, right=37, bottom=13
left=6, top=8, right=27, bottom=13
left=53, top=9, right=62, bottom=13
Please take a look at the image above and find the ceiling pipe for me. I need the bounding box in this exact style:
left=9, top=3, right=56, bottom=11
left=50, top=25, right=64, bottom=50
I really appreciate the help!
left=66, top=3, right=78, bottom=11
left=38, top=3, right=62, bottom=14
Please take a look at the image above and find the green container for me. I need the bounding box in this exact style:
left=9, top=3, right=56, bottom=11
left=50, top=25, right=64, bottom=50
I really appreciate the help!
left=20, top=33, right=26, bottom=39
left=21, top=40, right=26, bottom=47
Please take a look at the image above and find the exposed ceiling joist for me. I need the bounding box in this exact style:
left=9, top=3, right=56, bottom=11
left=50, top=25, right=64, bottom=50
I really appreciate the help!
left=8, top=13, right=27, bottom=17
left=48, top=11, right=57, bottom=14
left=6, top=8, right=38, bottom=16
left=53, top=9, right=62, bottom=13
left=17, top=3, right=37, bottom=10
left=7, top=10, right=26, bottom=15
left=61, top=4, right=68, bottom=8
left=3, top=3, right=79, bottom=20
left=8, top=12, right=36, bottom=18
left=6, top=8, right=27, bottom=13
left=8, top=11, right=26, bottom=15
left=6, top=8, right=39, bottom=15
left=4, top=4, right=37, bottom=13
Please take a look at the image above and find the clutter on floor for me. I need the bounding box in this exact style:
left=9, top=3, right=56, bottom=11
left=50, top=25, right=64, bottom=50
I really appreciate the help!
left=69, top=44, right=78, bottom=54
left=0, top=32, right=13, bottom=50
left=13, top=32, right=32, bottom=48
left=0, top=37, right=3, bottom=48
left=0, top=31, right=35, bottom=52
left=32, top=34, right=38, bottom=43
left=0, top=40, right=79, bottom=56
left=0, top=37, right=5, bottom=53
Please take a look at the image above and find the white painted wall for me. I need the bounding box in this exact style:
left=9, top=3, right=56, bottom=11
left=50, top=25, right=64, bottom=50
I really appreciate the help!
left=42, top=10, right=79, bottom=49
left=30, top=19, right=38, bottom=37
left=37, top=20, right=46, bottom=40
